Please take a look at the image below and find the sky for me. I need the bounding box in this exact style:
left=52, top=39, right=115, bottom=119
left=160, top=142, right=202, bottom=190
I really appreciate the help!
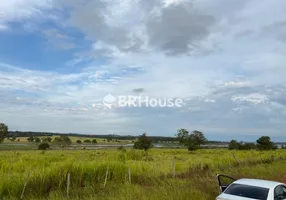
left=0, top=0, right=286, bottom=141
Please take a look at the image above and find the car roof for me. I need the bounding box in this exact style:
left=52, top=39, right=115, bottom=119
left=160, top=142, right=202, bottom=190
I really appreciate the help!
left=233, top=178, right=283, bottom=189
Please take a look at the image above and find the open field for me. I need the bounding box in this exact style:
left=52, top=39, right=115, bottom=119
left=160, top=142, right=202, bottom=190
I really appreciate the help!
left=0, top=148, right=285, bottom=199
left=2, top=136, right=134, bottom=144
left=0, top=136, right=135, bottom=150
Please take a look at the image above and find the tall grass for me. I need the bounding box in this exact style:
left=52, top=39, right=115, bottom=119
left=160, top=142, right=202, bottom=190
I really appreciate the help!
left=0, top=149, right=285, bottom=199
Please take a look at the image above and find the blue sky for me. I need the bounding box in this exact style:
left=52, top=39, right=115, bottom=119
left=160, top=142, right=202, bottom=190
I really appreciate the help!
left=0, top=0, right=286, bottom=141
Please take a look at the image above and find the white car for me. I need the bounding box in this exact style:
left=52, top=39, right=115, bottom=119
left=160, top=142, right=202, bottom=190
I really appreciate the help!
left=216, top=174, right=286, bottom=200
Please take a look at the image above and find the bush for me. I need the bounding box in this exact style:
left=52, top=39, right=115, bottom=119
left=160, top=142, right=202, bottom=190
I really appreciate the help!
left=34, top=137, right=41, bottom=143
left=84, top=139, right=91, bottom=143
left=38, top=143, right=50, bottom=150
left=187, top=143, right=199, bottom=151
left=134, top=133, right=152, bottom=151
left=76, top=140, right=82, bottom=144
left=229, top=140, right=256, bottom=150
left=228, top=140, right=240, bottom=150
left=256, top=136, right=277, bottom=150
left=53, top=136, right=72, bottom=147
left=92, top=139, right=97, bottom=144
left=27, top=136, right=34, bottom=142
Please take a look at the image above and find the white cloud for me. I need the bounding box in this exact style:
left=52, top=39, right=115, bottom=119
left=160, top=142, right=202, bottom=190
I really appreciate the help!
left=231, top=93, right=268, bottom=104
left=0, top=0, right=53, bottom=27
left=1, top=0, right=286, bottom=139
left=224, top=81, right=251, bottom=88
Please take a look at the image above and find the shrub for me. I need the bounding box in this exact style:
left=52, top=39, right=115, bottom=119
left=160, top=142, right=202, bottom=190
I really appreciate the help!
left=38, top=143, right=50, bottom=150
left=256, top=136, right=277, bottom=150
left=84, top=139, right=91, bottom=143
left=92, top=139, right=97, bottom=144
left=228, top=140, right=240, bottom=150
left=187, top=143, right=199, bottom=151
left=229, top=140, right=256, bottom=150
left=134, top=133, right=152, bottom=151
left=53, top=136, right=72, bottom=147
left=34, top=137, right=41, bottom=143
left=27, top=136, right=34, bottom=142
left=76, top=140, right=82, bottom=144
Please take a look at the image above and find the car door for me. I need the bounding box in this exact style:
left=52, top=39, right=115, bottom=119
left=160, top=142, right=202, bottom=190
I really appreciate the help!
left=217, top=174, right=236, bottom=193
left=274, top=185, right=286, bottom=200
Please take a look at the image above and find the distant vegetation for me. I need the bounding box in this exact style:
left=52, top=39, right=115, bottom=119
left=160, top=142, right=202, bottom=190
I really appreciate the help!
left=53, top=136, right=72, bottom=147
left=92, top=139, right=97, bottom=144
left=38, top=142, right=50, bottom=150
left=0, top=123, right=8, bottom=144
left=176, top=129, right=207, bottom=151
left=133, top=133, right=152, bottom=151
left=228, top=136, right=277, bottom=150
left=6, top=130, right=177, bottom=143
left=1, top=123, right=285, bottom=150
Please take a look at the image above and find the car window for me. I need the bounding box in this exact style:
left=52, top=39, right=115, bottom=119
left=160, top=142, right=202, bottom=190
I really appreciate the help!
left=224, top=183, right=269, bottom=200
left=274, top=185, right=286, bottom=200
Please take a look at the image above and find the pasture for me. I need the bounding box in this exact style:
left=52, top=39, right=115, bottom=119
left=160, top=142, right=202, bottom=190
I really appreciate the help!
left=0, top=148, right=285, bottom=199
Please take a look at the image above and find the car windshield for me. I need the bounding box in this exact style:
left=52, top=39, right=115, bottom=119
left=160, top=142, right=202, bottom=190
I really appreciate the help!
left=224, top=183, right=269, bottom=200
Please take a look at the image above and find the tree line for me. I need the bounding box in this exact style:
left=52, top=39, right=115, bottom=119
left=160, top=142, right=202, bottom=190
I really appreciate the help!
left=228, top=136, right=278, bottom=150
left=7, top=130, right=176, bottom=142
left=1, top=123, right=285, bottom=151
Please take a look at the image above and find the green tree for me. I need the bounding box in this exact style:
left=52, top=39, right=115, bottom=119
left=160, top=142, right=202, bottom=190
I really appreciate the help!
left=10, top=137, right=16, bottom=142
left=228, top=140, right=241, bottom=150
left=42, top=137, right=52, bottom=143
left=176, top=129, right=207, bottom=151
left=0, top=123, right=8, bottom=144
left=229, top=140, right=256, bottom=150
left=47, top=137, right=52, bottom=142
left=27, top=136, right=34, bottom=142
left=133, top=133, right=152, bottom=151
left=38, top=143, right=50, bottom=150
left=53, top=136, right=72, bottom=147
left=176, top=129, right=189, bottom=144
left=189, top=130, right=207, bottom=146
left=256, top=136, right=277, bottom=150
left=34, top=137, right=41, bottom=143
left=240, top=142, right=256, bottom=150
left=92, top=139, right=97, bottom=144
left=84, top=139, right=91, bottom=143
left=76, top=140, right=82, bottom=144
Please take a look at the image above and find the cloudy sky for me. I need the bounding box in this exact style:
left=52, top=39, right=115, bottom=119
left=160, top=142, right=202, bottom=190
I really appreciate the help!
left=0, top=0, right=286, bottom=141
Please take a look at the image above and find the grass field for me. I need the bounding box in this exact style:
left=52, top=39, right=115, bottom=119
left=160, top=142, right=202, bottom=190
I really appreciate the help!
left=0, top=148, right=285, bottom=199
left=2, top=136, right=133, bottom=144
